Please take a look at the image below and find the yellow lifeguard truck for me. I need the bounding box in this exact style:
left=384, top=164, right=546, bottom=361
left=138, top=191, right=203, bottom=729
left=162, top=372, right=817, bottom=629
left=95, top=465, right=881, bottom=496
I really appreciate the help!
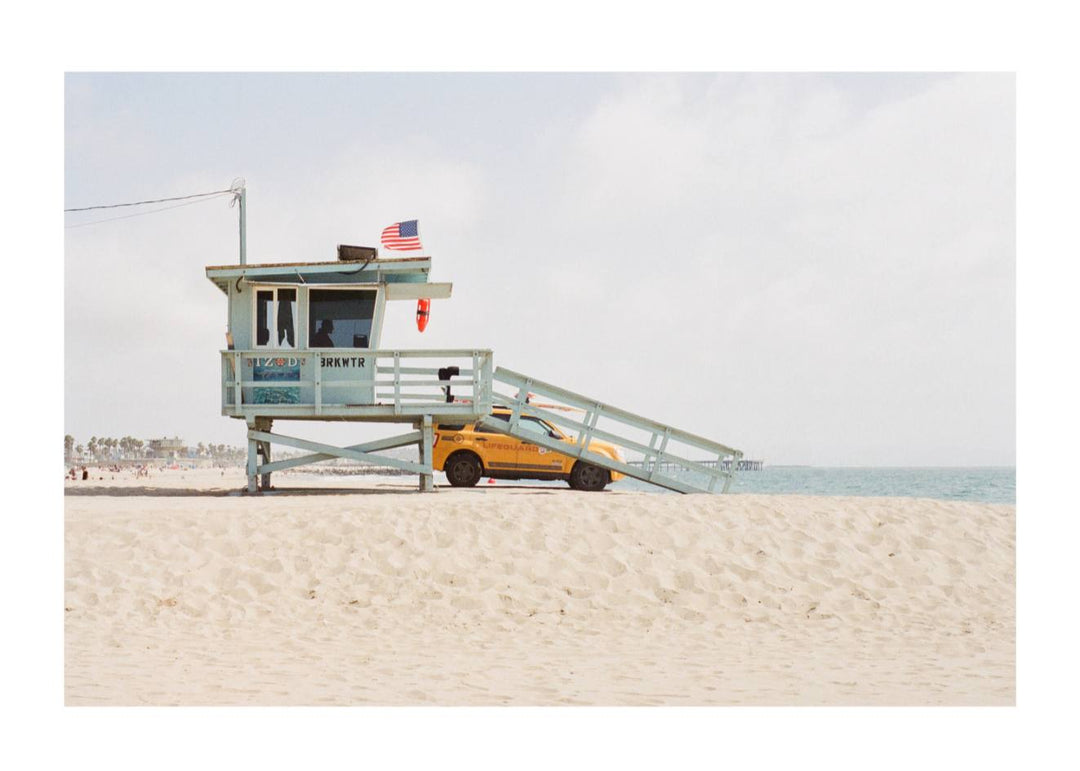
left=433, top=407, right=625, bottom=490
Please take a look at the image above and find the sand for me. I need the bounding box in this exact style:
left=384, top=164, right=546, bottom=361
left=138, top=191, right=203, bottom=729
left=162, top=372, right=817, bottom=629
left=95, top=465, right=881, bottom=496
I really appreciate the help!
left=64, top=468, right=1014, bottom=705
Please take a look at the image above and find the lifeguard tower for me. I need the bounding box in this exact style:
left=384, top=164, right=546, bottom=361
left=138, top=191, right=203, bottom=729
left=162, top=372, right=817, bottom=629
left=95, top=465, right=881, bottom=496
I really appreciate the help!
left=207, top=240, right=745, bottom=495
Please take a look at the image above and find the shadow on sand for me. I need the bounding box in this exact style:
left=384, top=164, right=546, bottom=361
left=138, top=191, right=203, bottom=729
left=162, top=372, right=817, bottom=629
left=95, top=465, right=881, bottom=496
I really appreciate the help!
left=63, top=485, right=421, bottom=498
left=63, top=482, right=571, bottom=498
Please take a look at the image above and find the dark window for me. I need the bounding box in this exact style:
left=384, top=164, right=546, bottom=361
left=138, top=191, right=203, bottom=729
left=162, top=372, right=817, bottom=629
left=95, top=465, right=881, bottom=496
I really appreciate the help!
left=437, top=424, right=466, bottom=432
left=276, top=288, right=296, bottom=347
left=255, top=288, right=297, bottom=349
left=308, top=289, right=376, bottom=348
left=256, top=291, right=272, bottom=346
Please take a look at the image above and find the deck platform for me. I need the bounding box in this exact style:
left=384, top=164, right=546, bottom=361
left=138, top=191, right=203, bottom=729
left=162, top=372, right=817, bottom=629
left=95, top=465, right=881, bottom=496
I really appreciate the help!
left=221, top=348, right=493, bottom=492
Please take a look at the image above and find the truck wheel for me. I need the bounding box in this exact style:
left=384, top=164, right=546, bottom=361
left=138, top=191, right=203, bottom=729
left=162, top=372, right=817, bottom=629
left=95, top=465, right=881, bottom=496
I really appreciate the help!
left=445, top=452, right=483, bottom=487
left=569, top=461, right=610, bottom=491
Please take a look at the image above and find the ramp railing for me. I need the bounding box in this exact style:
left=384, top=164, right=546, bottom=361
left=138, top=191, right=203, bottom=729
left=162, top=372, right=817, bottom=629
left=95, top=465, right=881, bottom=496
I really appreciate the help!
left=483, top=367, right=743, bottom=494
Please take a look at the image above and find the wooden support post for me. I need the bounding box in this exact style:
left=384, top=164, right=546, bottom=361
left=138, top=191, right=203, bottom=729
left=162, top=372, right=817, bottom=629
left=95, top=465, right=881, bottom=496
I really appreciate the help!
left=418, top=414, right=434, bottom=492
left=260, top=419, right=273, bottom=490
left=246, top=420, right=258, bottom=494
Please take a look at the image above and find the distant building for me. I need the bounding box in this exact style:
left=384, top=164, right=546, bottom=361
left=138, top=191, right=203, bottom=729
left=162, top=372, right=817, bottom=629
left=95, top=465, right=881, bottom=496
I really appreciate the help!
left=148, top=437, right=186, bottom=460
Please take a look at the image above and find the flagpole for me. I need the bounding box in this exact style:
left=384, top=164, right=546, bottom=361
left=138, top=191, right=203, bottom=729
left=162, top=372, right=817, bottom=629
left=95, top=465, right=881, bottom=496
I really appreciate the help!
left=231, top=178, right=247, bottom=265
left=239, top=185, right=247, bottom=265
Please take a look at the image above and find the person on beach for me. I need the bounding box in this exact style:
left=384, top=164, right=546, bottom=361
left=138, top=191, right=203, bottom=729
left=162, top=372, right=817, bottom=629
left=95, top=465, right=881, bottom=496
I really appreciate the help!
left=81, top=467, right=88, bottom=480
left=312, top=319, right=335, bottom=348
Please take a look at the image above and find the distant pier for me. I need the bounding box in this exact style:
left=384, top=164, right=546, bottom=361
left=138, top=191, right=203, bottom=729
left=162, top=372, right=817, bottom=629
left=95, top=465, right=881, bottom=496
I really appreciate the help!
left=629, top=459, right=763, bottom=472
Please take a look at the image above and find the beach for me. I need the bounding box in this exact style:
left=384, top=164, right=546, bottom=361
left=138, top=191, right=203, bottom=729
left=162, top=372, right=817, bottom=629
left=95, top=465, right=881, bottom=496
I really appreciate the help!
left=64, top=468, right=1015, bottom=705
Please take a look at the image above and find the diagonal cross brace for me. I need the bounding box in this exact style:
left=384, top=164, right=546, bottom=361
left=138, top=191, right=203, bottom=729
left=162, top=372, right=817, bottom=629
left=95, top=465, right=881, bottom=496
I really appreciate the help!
left=248, top=429, right=427, bottom=475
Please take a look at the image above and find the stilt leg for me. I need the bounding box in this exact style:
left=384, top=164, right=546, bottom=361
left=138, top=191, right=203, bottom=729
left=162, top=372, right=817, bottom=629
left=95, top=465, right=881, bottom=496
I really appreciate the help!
left=419, top=415, right=434, bottom=492
left=246, top=421, right=258, bottom=494
left=260, top=419, right=273, bottom=490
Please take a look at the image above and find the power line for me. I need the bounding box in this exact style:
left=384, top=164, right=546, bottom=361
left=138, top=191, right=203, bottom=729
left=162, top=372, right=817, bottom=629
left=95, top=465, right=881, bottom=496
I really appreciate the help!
left=64, top=191, right=234, bottom=229
left=64, top=186, right=237, bottom=213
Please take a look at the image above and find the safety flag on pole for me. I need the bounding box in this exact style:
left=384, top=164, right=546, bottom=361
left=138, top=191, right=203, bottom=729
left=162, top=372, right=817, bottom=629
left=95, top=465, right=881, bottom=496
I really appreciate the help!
left=380, top=219, right=422, bottom=251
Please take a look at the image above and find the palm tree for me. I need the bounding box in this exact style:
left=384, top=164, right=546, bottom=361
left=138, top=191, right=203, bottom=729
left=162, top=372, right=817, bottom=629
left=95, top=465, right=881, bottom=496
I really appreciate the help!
left=88, top=437, right=98, bottom=462
left=65, top=435, right=75, bottom=461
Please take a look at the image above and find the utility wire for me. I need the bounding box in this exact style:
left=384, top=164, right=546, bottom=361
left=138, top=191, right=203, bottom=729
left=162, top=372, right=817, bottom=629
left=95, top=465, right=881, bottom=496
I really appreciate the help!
left=64, top=187, right=237, bottom=213
left=64, top=191, right=234, bottom=229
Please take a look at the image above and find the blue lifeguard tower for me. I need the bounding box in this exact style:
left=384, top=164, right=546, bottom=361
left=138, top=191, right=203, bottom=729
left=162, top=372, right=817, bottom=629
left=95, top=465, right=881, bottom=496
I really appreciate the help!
left=206, top=246, right=493, bottom=493
left=206, top=206, right=744, bottom=494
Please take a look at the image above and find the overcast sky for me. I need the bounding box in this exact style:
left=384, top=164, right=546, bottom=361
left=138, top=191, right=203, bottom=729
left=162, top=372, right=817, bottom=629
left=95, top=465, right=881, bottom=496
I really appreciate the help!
left=64, top=73, right=1014, bottom=465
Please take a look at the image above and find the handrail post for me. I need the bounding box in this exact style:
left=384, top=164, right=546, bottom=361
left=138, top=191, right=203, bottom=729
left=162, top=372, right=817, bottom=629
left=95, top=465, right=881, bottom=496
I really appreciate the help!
left=472, top=351, right=479, bottom=404
left=393, top=352, right=401, bottom=414
left=483, top=352, right=493, bottom=410
left=233, top=352, right=242, bottom=413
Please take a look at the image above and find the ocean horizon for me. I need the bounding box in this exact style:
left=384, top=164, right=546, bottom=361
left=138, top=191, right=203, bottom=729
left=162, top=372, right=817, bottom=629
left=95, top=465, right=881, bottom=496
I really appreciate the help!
left=613, top=465, right=1016, bottom=504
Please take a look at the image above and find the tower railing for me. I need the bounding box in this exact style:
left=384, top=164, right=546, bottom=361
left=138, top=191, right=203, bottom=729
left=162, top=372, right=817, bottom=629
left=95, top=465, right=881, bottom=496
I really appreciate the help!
left=220, top=348, right=493, bottom=421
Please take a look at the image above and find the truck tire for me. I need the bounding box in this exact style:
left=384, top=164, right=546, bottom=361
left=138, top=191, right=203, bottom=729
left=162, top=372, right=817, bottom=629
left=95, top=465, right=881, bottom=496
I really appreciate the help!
left=569, top=461, right=610, bottom=491
left=445, top=451, right=483, bottom=488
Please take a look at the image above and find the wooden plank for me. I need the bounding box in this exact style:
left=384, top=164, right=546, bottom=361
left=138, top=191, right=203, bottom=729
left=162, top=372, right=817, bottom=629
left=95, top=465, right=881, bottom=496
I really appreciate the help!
left=206, top=256, right=430, bottom=273
left=384, top=282, right=453, bottom=301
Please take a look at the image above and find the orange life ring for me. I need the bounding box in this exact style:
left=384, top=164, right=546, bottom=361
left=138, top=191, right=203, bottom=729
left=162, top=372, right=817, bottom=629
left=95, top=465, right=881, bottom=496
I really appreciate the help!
left=416, top=298, right=430, bottom=332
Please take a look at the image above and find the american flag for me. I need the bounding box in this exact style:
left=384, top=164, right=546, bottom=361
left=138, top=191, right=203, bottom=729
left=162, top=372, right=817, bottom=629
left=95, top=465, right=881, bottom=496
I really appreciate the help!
left=381, top=220, right=423, bottom=251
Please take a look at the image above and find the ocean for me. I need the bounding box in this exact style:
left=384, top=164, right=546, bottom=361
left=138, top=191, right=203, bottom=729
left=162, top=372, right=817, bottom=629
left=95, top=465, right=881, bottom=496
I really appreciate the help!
left=612, top=465, right=1016, bottom=504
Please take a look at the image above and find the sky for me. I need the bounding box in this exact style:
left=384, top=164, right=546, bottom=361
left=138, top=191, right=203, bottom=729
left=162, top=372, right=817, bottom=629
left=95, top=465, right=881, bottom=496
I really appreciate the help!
left=64, top=72, right=1015, bottom=466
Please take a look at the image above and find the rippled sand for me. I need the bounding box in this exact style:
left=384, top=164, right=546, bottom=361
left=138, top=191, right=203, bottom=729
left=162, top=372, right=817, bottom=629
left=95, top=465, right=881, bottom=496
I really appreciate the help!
left=64, top=469, right=1014, bottom=705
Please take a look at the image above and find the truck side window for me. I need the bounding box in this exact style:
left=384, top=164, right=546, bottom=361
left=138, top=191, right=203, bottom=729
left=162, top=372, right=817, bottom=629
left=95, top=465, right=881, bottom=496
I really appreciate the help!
left=518, top=417, right=555, bottom=437
left=476, top=413, right=510, bottom=433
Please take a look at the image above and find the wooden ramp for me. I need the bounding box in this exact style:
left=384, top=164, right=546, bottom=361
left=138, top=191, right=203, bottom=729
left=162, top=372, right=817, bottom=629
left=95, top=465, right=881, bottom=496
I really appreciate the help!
left=478, top=367, right=743, bottom=494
